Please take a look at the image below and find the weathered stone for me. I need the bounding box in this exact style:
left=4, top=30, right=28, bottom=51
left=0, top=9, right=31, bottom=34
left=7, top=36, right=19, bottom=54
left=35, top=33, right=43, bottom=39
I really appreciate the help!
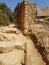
left=0, top=39, right=26, bottom=53
left=14, top=0, right=36, bottom=34
left=0, top=50, right=24, bottom=65
left=25, top=38, right=46, bottom=65
left=0, top=24, right=47, bottom=65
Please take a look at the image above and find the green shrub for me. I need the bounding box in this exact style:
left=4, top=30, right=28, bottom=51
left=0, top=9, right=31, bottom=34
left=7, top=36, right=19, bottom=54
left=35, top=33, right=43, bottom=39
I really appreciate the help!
left=0, top=9, right=2, bottom=13
left=0, top=12, right=11, bottom=26
left=0, top=3, right=15, bottom=26
left=0, top=3, right=14, bottom=25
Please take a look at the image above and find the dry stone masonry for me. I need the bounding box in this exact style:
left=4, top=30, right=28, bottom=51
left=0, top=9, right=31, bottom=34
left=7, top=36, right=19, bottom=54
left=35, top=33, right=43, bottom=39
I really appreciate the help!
left=0, top=0, right=49, bottom=65
left=14, top=0, right=36, bottom=34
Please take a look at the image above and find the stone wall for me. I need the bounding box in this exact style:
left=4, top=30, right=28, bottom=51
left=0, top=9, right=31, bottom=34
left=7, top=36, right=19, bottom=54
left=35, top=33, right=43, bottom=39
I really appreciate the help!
left=14, top=0, right=36, bottom=34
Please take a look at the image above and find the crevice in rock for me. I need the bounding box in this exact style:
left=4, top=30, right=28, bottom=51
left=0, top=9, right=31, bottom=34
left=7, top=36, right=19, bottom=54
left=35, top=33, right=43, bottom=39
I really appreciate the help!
left=29, top=33, right=49, bottom=65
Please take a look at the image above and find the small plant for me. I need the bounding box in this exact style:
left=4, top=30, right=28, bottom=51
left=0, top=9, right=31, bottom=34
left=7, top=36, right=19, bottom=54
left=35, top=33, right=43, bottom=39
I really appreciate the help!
left=0, top=12, right=11, bottom=26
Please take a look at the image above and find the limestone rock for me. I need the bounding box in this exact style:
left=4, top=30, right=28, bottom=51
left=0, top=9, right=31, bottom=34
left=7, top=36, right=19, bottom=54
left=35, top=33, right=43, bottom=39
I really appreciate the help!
left=25, top=38, right=46, bottom=65
left=0, top=23, right=48, bottom=65
left=0, top=50, right=24, bottom=65
left=0, top=40, right=25, bottom=53
left=0, top=26, right=21, bottom=41
left=31, top=22, right=49, bottom=64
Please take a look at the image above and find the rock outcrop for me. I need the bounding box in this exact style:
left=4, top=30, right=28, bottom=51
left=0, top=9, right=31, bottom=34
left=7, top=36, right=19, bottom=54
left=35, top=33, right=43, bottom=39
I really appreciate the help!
left=0, top=24, right=46, bottom=65
left=29, top=22, right=49, bottom=65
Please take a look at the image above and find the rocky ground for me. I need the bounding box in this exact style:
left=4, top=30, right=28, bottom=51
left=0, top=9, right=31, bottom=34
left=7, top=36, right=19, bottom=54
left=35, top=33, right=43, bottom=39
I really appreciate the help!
left=30, top=22, right=49, bottom=65
left=0, top=23, right=49, bottom=65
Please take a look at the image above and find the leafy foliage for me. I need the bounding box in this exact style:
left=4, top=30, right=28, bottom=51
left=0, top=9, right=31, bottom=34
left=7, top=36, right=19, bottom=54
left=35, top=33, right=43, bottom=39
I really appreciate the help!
left=0, top=11, right=11, bottom=26
left=0, top=3, right=15, bottom=26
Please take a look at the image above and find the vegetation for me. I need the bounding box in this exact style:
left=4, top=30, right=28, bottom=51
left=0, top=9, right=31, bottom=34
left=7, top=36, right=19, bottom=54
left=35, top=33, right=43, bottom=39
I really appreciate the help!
left=0, top=3, right=15, bottom=26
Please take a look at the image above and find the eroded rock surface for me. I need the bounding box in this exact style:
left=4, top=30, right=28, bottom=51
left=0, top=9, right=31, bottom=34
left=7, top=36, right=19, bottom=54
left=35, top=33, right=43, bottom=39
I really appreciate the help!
left=0, top=24, right=46, bottom=65
left=30, top=22, right=49, bottom=65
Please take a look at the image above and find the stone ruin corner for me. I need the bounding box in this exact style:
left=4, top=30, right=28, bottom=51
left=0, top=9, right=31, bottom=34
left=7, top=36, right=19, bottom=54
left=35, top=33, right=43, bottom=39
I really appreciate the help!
left=14, top=0, right=36, bottom=35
